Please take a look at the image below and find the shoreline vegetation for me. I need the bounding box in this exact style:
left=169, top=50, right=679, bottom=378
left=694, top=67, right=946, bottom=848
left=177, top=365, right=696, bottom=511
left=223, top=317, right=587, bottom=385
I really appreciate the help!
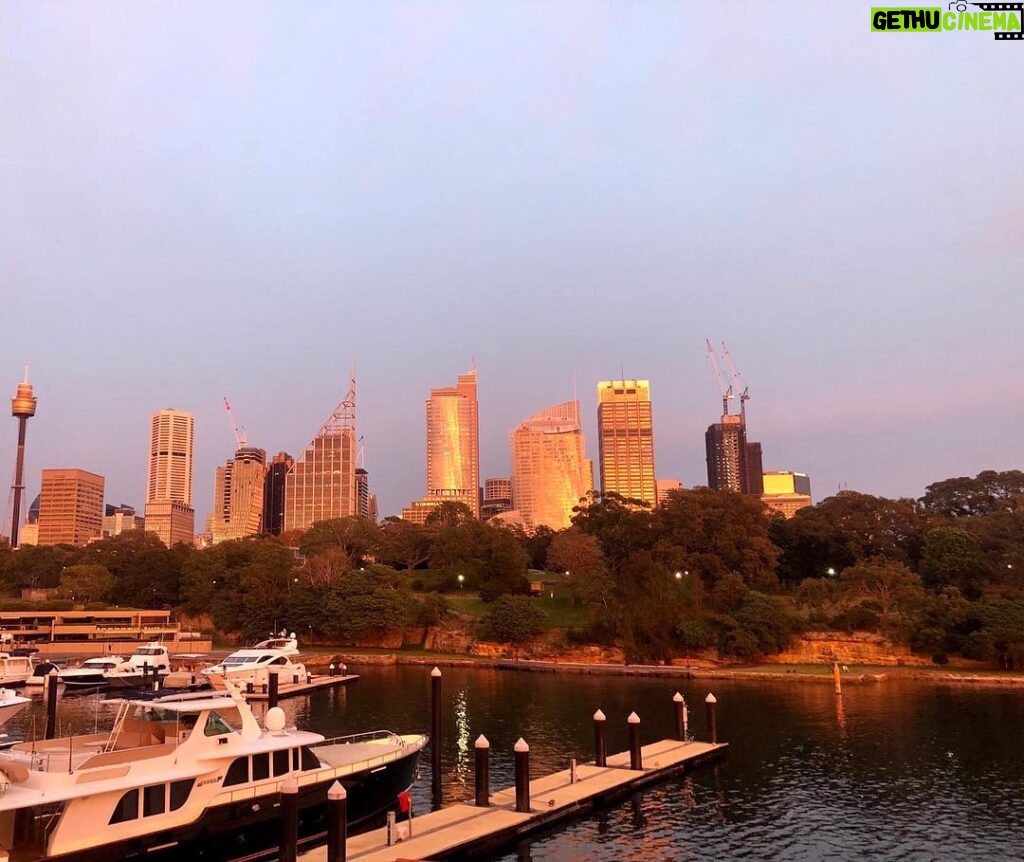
left=309, top=649, right=1024, bottom=687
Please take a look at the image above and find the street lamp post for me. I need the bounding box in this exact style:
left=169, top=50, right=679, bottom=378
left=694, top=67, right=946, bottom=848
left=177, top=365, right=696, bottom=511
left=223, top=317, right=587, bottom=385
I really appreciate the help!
left=458, top=574, right=465, bottom=591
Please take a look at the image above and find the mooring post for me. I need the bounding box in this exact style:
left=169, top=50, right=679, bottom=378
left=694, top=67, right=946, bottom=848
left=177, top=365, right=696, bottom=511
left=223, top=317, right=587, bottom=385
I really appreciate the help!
left=628, top=712, right=643, bottom=770
left=672, top=692, right=686, bottom=741
left=514, top=738, right=531, bottom=813
left=705, top=692, right=718, bottom=744
left=431, top=667, right=442, bottom=807
left=327, top=780, right=347, bottom=862
left=279, top=776, right=298, bottom=862
left=44, top=669, right=59, bottom=740
left=329, top=663, right=336, bottom=678
left=268, top=671, right=280, bottom=709
left=474, top=734, right=490, bottom=807
left=593, top=709, right=607, bottom=767
left=833, top=662, right=842, bottom=696
left=142, top=661, right=149, bottom=688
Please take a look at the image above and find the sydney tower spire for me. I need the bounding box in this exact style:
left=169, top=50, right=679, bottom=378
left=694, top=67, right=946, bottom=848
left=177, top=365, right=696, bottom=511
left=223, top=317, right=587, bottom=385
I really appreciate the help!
left=9, top=368, right=37, bottom=548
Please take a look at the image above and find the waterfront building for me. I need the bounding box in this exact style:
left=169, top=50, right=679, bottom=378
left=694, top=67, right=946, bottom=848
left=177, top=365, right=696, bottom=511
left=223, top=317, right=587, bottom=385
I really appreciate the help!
left=36, top=468, right=104, bottom=546
left=596, top=379, right=657, bottom=506
left=101, top=503, right=143, bottom=538
left=262, top=451, right=293, bottom=535
left=144, top=408, right=195, bottom=546
left=510, top=401, right=590, bottom=531
left=211, top=447, right=266, bottom=544
left=284, top=383, right=357, bottom=532
left=404, top=368, right=480, bottom=520
left=761, top=471, right=813, bottom=519
left=481, top=477, right=513, bottom=520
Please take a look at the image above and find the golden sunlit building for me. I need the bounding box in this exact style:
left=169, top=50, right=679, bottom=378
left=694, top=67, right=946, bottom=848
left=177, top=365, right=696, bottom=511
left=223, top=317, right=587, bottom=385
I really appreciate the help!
left=510, top=401, right=591, bottom=531
left=37, top=468, right=104, bottom=546
left=284, top=382, right=358, bottom=532
left=404, top=368, right=480, bottom=520
left=761, top=471, right=813, bottom=519
left=144, top=408, right=195, bottom=546
left=596, top=380, right=657, bottom=506
left=211, top=447, right=266, bottom=544
left=656, top=478, right=684, bottom=505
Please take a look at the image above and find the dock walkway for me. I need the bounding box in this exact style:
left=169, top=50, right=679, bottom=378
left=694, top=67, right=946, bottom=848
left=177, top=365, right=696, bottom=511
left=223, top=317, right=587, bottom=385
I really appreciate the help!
left=301, top=738, right=727, bottom=862
left=245, top=674, right=359, bottom=701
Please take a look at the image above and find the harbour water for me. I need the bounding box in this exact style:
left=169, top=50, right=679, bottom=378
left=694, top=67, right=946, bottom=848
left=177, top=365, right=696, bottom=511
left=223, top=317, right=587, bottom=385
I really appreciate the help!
left=9, top=666, right=1024, bottom=861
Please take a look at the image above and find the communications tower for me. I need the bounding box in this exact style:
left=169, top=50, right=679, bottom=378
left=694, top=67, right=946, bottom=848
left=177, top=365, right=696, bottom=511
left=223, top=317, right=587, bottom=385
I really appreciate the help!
left=10, top=368, right=38, bottom=548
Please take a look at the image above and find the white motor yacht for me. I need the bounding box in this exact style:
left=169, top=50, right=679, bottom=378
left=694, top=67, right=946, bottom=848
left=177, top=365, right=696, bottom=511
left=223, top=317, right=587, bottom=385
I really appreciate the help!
left=103, top=644, right=170, bottom=690
left=0, top=654, right=34, bottom=687
left=58, top=657, right=126, bottom=689
left=0, top=682, right=427, bottom=861
left=252, top=630, right=299, bottom=654
left=203, top=647, right=309, bottom=692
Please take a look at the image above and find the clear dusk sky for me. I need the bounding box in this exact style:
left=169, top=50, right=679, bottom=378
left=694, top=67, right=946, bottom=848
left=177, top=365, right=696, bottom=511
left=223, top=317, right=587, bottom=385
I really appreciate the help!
left=2, top=2, right=1022, bottom=526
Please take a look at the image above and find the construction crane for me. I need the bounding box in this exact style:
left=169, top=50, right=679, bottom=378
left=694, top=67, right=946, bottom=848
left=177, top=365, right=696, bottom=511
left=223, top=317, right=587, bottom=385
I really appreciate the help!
left=721, top=341, right=750, bottom=422
left=705, top=338, right=733, bottom=415
left=222, top=396, right=247, bottom=449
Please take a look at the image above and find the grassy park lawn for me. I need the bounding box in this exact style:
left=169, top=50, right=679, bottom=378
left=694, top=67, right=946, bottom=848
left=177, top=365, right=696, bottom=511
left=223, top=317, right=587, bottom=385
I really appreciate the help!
left=445, top=593, right=590, bottom=630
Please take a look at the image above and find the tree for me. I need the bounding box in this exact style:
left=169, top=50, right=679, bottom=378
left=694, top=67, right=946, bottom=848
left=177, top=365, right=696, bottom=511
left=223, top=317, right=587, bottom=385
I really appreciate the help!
left=546, top=528, right=614, bottom=609
left=57, top=564, right=113, bottom=604
left=919, top=527, right=987, bottom=596
left=837, top=558, right=925, bottom=627
left=920, top=470, right=1024, bottom=518
left=571, top=492, right=653, bottom=571
left=304, top=548, right=353, bottom=586
left=652, top=488, right=780, bottom=592
left=476, top=525, right=530, bottom=601
left=299, top=517, right=380, bottom=565
left=481, top=596, right=545, bottom=643
left=376, top=518, right=431, bottom=573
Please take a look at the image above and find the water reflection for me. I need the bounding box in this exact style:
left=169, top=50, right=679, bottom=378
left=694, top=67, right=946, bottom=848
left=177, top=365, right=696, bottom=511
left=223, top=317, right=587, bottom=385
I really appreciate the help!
left=5, top=668, right=1023, bottom=861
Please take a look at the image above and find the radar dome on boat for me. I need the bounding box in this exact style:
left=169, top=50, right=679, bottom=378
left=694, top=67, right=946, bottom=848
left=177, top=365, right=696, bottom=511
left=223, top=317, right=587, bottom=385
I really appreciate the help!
left=265, top=707, right=287, bottom=732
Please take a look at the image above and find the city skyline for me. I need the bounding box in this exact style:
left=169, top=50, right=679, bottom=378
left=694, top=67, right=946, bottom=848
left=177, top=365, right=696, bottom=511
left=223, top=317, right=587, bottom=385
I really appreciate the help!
left=2, top=4, right=1021, bottom=524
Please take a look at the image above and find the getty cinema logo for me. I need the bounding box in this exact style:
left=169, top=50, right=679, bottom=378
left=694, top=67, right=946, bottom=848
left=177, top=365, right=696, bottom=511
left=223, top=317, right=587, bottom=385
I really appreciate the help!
left=871, top=2, right=1023, bottom=39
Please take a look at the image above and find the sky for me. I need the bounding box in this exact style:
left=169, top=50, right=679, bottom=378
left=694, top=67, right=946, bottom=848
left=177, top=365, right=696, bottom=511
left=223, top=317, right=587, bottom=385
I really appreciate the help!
left=2, top=1, right=1022, bottom=526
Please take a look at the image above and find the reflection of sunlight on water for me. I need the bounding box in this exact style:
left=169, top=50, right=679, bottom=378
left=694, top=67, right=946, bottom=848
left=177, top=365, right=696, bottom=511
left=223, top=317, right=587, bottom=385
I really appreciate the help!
left=454, top=688, right=469, bottom=789
left=835, top=693, right=847, bottom=741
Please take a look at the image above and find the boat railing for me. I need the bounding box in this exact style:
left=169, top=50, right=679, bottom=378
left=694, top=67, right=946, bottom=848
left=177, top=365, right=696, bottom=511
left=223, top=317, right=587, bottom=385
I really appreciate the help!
left=316, top=728, right=402, bottom=747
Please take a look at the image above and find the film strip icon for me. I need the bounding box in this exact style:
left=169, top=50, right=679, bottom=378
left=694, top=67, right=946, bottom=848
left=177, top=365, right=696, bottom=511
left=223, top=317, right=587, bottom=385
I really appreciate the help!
left=969, top=2, right=1024, bottom=39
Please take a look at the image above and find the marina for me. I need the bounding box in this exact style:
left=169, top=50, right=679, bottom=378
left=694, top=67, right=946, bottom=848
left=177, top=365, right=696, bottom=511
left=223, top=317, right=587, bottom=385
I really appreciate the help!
left=302, top=738, right=726, bottom=862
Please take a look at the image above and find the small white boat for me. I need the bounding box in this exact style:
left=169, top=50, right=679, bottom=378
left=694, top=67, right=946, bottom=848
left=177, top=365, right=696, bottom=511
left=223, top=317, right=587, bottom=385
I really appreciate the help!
left=104, top=643, right=170, bottom=689
left=59, top=656, right=126, bottom=688
left=0, top=653, right=34, bottom=687
left=0, top=688, right=31, bottom=726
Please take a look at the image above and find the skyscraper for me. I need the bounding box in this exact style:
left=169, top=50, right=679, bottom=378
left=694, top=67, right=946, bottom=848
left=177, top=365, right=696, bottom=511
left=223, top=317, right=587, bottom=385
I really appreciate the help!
left=284, top=382, right=357, bottom=532
left=705, top=414, right=748, bottom=493
left=211, top=447, right=266, bottom=544
left=510, top=401, right=591, bottom=531
left=596, top=380, right=657, bottom=506
left=413, top=368, right=480, bottom=518
left=37, top=468, right=104, bottom=546
left=355, top=468, right=370, bottom=520
left=746, top=441, right=764, bottom=495
left=144, top=408, right=195, bottom=546
left=146, top=409, right=194, bottom=504
left=262, top=451, right=293, bottom=535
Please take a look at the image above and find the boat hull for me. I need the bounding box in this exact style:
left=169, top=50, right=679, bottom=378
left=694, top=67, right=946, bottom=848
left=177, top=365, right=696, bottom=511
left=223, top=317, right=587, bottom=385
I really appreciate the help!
left=19, top=745, right=421, bottom=862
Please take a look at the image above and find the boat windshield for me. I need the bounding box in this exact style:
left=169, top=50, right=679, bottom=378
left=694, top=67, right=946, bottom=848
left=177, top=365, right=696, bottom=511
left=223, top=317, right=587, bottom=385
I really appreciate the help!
left=204, top=709, right=239, bottom=736
left=222, top=657, right=258, bottom=667
left=136, top=648, right=165, bottom=656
